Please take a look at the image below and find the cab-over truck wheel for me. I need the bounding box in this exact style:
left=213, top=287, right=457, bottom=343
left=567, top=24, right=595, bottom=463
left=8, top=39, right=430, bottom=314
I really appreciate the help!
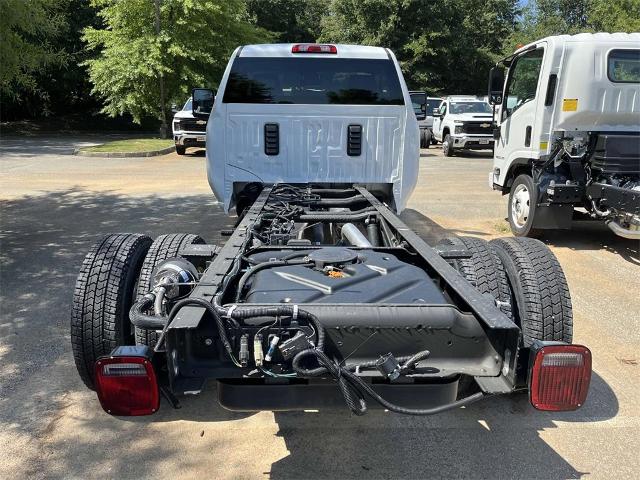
left=508, top=174, right=541, bottom=237
left=71, top=233, right=152, bottom=389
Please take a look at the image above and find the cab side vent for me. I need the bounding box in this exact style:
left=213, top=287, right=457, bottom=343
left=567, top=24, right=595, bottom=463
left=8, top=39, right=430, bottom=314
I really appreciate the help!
left=347, top=124, right=362, bottom=156
left=264, top=123, right=279, bottom=155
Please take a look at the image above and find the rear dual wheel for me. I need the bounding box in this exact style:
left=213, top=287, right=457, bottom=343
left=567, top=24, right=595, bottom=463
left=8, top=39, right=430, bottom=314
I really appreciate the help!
left=71, top=232, right=205, bottom=389
left=441, top=235, right=573, bottom=346
left=71, top=234, right=152, bottom=389
left=135, top=233, right=205, bottom=347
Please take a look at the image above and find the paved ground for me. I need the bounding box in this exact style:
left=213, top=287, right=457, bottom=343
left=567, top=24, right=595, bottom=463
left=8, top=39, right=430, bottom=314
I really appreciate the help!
left=1, top=136, right=638, bottom=479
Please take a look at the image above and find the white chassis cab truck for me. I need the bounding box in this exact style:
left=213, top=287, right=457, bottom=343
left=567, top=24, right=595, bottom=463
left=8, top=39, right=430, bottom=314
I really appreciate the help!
left=431, top=96, right=495, bottom=156
left=488, top=33, right=640, bottom=238
left=70, top=44, right=591, bottom=418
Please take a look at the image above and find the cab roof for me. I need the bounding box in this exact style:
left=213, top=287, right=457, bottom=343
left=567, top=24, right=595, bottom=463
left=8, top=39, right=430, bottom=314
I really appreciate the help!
left=514, top=32, right=640, bottom=56
left=238, top=43, right=391, bottom=59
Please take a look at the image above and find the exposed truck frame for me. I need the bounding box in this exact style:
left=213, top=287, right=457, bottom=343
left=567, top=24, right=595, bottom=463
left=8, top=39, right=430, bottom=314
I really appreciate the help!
left=71, top=44, right=591, bottom=418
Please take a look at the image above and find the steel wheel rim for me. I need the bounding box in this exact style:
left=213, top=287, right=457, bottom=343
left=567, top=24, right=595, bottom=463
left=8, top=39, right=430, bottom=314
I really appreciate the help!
left=511, top=184, right=530, bottom=228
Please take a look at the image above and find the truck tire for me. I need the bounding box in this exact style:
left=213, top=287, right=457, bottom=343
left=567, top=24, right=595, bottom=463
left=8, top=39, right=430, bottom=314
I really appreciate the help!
left=420, top=130, right=430, bottom=149
left=135, top=233, right=205, bottom=347
left=508, top=174, right=542, bottom=238
left=490, top=237, right=572, bottom=347
left=438, top=236, right=512, bottom=318
left=176, top=145, right=186, bottom=155
left=71, top=233, right=152, bottom=389
left=443, top=134, right=455, bottom=156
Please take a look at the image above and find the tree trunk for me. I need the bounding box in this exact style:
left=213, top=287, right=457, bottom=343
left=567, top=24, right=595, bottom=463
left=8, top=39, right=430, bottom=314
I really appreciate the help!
left=154, top=0, right=169, bottom=139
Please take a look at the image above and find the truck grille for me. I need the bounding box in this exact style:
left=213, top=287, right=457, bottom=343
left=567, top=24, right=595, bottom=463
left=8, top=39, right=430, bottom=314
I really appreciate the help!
left=177, top=120, right=207, bottom=132
left=462, top=122, right=493, bottom=135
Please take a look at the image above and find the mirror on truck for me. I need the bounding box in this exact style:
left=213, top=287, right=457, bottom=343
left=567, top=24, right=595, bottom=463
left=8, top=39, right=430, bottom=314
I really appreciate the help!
left=192, top=88, right=215, bottom=118
left=488, top=66, right=504, bottom=105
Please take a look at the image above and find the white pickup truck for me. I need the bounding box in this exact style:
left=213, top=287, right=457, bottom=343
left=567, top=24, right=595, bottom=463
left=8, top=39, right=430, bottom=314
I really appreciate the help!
left=432, top=96, right=495, bottom=156
left=172, top=96, right=211, bottom=155
left=70, top=43, right=590, bottom=419
left=488, top=33, right=640, bottom=238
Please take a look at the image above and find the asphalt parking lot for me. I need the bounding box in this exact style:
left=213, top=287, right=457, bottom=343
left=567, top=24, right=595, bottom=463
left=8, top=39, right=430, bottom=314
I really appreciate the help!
left=1, top=136, right=639, bottom=479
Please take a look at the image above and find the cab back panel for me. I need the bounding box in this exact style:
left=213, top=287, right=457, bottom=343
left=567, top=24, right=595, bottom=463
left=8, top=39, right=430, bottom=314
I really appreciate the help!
left=206, top=46, right=419, bottom=213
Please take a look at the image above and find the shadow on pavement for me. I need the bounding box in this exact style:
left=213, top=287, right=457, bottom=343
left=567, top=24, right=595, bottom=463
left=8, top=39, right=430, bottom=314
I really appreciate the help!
left=0, top=188, right=620, bottom=479
left=542, top=221, right=639, bottom=266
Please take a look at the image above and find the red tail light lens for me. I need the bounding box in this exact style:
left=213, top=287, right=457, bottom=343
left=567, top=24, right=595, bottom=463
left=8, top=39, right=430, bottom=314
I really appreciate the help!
left=530, top=344, right=591, bottom=411
left=95, top=356, right=159, bottom=416
left=292, top=44, right=337, bottom=54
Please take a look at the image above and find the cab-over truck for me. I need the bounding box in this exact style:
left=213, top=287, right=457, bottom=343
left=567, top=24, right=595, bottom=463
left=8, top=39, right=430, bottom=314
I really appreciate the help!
left=488, top=33, right=640, bottom=238
left=71, top=44, right=591, bottom=417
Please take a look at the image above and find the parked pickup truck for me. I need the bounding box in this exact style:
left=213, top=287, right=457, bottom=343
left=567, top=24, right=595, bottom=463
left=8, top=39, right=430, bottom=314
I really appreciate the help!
left=488, top=33, right=640, bottom=238
left=432, top=96, right=495, bottom=156
left=409, top=91, right=442, bottom=148
left=71, top=43, right=591, bottom=418
left=172, top=96, right=210, bottom=155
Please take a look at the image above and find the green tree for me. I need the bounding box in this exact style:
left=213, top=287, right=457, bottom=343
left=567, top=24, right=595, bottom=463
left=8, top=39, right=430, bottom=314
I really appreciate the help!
left=0, top=0, right=68, bottom=99
left=588, top=0, right=640, bottom=32
left=84, top=0, right=270, bottom=134
left=319, top=0, right=518, bottom=95
left=505, top=0, right=640, bottom=53
left=246, top=0, right=326, bottom=42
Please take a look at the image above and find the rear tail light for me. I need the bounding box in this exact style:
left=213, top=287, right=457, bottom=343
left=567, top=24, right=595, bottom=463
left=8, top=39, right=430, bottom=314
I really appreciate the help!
left=292, top=44, right=337, bottom=54
left=95, top=348, right=159, bottom=416
left=530, top=344, right=591, bottom=411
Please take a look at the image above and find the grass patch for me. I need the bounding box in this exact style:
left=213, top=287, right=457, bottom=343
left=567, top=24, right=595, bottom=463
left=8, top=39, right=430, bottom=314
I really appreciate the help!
left=493, top=220, right=511, bottom=234
left=81, top=138, right=173, bottom=153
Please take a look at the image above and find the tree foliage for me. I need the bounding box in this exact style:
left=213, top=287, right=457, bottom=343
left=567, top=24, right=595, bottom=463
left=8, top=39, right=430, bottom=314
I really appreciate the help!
left=245, top=0, right=325, bottom=43
left=319, top=0, right=519, bottom=95
left=505, top=0, right=640, bottom=52
left=83, top=0, right=270, bottom=124
left=0, top=0, right=67, bottom=98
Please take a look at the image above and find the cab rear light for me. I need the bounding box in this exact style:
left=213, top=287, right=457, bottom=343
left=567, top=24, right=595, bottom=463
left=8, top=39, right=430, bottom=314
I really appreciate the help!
left=530, top=344, right=591, bottom=411
left=292, top=44, right=337, bottom=54
left=94, top=349, right=159, bottom=416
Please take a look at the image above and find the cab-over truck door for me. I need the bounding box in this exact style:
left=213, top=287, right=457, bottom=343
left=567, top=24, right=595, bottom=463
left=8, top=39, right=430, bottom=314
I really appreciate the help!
left=495, top=46, right=546, bottom=178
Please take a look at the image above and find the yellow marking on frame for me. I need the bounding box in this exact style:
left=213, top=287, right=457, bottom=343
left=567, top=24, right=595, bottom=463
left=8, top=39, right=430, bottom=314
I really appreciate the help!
left=539, top=141, right=548, bottom=150
left=563, top=98, right=578, bottom=111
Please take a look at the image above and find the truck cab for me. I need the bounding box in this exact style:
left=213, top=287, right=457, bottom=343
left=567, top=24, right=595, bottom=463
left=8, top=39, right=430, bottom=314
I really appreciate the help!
left=409, top=91, right=442, bottom=148
left=172, top=97, right=210, bottom=155
left=192, top=43, right=419, bottom=215
left=431, top=96, right=495, bottom=156
left=488, top=33, right=640, bottom=238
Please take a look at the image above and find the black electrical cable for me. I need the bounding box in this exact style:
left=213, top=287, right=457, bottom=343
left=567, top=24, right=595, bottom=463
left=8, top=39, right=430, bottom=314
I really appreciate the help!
left=293, top=347, right=486, bottom=416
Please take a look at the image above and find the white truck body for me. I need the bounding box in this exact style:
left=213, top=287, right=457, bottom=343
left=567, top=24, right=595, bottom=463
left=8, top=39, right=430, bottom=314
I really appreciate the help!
left=489, top=33, right=640, bottom=238
left=204, top=44, right=419, bottom=214
left=492, top=33, right=640, bottom=189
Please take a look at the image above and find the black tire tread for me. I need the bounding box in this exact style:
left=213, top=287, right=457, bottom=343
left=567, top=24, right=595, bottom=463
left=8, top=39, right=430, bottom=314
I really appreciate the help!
left=490, top=237, right=572, bottom=346
left=134, top=233, right=204, bottom=346
left=71, top=233, right=152, bottom=389
left=439, top=236, right=512, bottom=318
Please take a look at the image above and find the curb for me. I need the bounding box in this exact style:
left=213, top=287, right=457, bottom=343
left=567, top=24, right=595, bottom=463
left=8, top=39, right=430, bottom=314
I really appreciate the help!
left=74, top=145, right=176, bottom=158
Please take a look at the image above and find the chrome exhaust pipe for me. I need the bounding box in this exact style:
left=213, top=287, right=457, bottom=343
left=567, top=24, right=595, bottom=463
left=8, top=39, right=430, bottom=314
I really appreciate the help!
left=341, top=223, right=372, bottom=247
left=606, top=220, right=640, bottom=240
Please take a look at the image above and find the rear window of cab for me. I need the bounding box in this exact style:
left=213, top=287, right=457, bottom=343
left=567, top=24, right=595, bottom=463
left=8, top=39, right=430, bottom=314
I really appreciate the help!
left=223, top=57, right=404, bottom=105
left=607, top=49, right=640, bottom=83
